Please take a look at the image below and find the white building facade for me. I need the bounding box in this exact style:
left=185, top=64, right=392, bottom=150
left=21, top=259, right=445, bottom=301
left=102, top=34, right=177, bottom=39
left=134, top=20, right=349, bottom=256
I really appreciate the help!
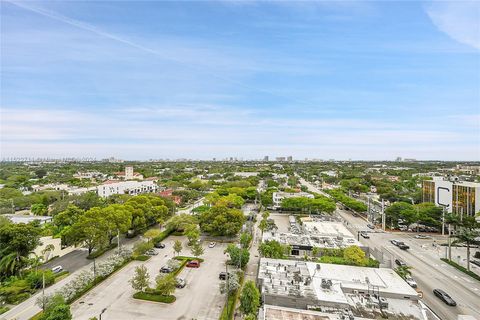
left=97, top=180, right=159, bottom=198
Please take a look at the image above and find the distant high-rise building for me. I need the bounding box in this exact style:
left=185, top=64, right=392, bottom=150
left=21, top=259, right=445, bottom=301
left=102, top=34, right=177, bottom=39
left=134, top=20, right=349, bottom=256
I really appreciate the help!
left=287, top=156, right=293, bottom=162
left=276, top=157, right=286, bottom=162
left=263, top=156, right=269, bottom=161
left=395, top=157, right=403, bottom=162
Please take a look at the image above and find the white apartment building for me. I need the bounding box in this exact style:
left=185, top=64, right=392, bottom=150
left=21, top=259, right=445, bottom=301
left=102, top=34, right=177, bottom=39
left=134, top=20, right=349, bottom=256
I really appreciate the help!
left=272, top=191, right=314, bottom=208
left=97, top=180, right=159, bottom=198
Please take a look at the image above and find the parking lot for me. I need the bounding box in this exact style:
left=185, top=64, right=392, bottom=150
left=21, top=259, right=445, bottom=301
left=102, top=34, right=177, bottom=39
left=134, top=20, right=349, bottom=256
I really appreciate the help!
left=71, top=236, right=228, bottom=320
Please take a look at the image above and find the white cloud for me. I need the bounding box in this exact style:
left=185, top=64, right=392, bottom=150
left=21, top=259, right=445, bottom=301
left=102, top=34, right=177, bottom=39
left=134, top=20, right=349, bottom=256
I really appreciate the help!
left=426, top=1, right=480, bottom=50
left=1, top=107, right=478, bottom=161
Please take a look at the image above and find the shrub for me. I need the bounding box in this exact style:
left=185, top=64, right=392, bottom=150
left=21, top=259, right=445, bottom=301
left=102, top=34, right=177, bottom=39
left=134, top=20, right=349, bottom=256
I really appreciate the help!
left=0, top=306, right=10, bottom=315
left=87, top=243, right=118, bottom=260
left=133, top=291, right=175, bottom=303
left=26, top=270, right=56, bottom=289
left=132, top=241, right=153, bottom=257
left=0, top=279, right=32, bottom=304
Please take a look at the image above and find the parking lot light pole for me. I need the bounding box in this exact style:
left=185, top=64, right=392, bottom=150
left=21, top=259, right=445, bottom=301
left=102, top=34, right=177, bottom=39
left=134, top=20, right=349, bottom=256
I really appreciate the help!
left=99, top=307, right=107, bottom=320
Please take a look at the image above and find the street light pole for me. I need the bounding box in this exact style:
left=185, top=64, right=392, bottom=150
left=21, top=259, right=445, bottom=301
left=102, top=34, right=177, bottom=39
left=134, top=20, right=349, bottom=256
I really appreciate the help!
left=99, top=307, right=107, bottom=320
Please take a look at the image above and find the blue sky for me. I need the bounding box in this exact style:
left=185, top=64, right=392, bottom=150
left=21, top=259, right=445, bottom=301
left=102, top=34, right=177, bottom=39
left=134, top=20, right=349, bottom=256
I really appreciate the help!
left=1, top=0, right=479, bottom=160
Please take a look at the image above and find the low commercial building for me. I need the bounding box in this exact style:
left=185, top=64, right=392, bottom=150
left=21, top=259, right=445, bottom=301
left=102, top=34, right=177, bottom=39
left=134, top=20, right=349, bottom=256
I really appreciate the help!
left=5, top=214, right=52, bottom=225
left=263, top=217, right=366, bottom=257
left=97, top=180, right=159, bottom=198
left=272, top=191, right=314, bottom=208
left=258, top=258, right=425, bottom=320
left=422, top=177, right=480, bottom=218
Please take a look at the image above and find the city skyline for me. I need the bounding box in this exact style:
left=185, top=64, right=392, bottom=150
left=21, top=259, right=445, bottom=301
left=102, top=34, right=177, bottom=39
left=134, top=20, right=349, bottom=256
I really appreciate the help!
left=1, top=1, right=479, bottom=160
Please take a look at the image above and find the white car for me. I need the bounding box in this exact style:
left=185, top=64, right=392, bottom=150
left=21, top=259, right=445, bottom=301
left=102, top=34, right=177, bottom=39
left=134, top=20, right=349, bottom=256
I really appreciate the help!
left=405, top=276, right=417, bottom=288
left=414, top=234, right=431, bottom=239
left=51, top=265, right=63, bottom=273
left=208, top=242, right=216, bottom=248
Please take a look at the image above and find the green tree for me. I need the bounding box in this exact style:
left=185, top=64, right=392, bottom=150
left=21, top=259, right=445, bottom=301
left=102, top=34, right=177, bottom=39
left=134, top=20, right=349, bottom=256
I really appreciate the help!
left=144, top=229, right=161, bottom=243
left=219, top=272, right=239, bottom=295
left=53, top=205, right=84, bottom=230
left=240, top=232, right=253, bottom=249
left=103, top=204, right=132, bottom=245
left=0, top=222, right=41, bottom=277
left=41, top=244, right=56, bottom=261
left=216, top=194, right=245, bottom=209
left=454, top=217, right=480, bottom=271
left=225, top=244, right=249, bottom=268
left=190, top=242, right=204, bottom=258
left=258, top=240, right=288, bottom=259
left=199, top=205, right=245, bottom=237
left=155, top=274, right=176, bottom=296
left=173, top=240, right=182, bottom=256
left=130, top=265, right=150, bottom=292
left=68, top=207, right=108, bottom=255
left=239, top=280, right=260, bottom=315
left=37, top=294, right=72, bottom=320
left=343, top=246, right=365, bottom=266
left=31, top=204, right=48, bottom=216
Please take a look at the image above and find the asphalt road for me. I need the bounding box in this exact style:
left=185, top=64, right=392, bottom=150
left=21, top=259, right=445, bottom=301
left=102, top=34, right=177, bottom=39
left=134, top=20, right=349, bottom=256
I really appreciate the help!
left=41, top=235, right=142, bottom=274
left=2, top=236, right=143, bottom=320
left=338, top=209, right=480, bottom=320
left=298, top=177, right=480, bottom=320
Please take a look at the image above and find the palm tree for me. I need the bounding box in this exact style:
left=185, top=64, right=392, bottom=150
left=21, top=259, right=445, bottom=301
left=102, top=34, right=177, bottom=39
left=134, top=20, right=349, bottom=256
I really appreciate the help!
left=41, top=244, right=55, bottom=262
left=395, top=265, right=412, bottom=279
left=453, top=217, right=480, bottom=271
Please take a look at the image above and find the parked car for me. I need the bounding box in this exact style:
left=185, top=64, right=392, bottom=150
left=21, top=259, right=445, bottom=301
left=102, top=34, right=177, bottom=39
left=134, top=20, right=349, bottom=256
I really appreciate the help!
left=145, top=249, right=158, bottom=256
left=433, top=289, right=456, bottom=306
left=186, top=260, right=200, bottom=268
left=175, top=278, right=186, bottom=288
left=208, top=242, right=216, bottom=248
left=160, top=266, right=173, bottom=273
left=360, top=231, right=370, bottom=239
left=219, top=272, right=232, bottom=280
left=471, top=260, right=480, bottom=267
left=154, top=242, right=165, bottom=249
left=405, top=276, right=417, bottom=288
left=414, top=235, right=431, bottom=239
left=367, top=224, right=375, bottom=229
left=51, top=265, right=63, bottom=274
left=395, top=259, right=407, bottom=267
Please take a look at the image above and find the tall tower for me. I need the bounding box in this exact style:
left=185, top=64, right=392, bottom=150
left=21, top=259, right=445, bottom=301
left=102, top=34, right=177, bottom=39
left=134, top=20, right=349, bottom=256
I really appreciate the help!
left=125, top=166, right=134, bottom=180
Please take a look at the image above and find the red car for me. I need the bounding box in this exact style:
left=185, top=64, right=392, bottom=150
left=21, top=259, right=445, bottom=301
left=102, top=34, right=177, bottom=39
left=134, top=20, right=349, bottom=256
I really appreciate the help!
left=186, top=260, right=200, bottom=268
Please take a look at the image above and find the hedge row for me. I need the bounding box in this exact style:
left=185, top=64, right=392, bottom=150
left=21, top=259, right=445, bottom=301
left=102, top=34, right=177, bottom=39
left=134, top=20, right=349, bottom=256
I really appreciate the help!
left=133, top=292, right=176, bottom=303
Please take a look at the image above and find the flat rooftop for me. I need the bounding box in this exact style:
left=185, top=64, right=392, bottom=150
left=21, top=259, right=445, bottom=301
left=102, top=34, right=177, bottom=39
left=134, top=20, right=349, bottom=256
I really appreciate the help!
left=258, top=258, right=423, bottom=319
left=5, top=214, right=52, bottom=224
left=258, top=258, right=418, bottom=304
left=263, top=305, right=346, bottom=320
left=301, top=218, right=355, bottom=238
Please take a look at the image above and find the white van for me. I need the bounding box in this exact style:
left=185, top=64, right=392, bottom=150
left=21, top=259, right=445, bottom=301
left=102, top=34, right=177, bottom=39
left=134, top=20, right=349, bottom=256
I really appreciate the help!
left=51, top=265, right=63, bottom=273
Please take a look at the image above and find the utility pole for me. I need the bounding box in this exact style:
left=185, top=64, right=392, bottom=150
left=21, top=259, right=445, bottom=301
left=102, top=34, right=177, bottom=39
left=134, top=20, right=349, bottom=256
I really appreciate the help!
left=42, top=271, right=45, bottom=310
left=441, top=206, right=446, bottom=236
left=381, top=199, right=386, bottom=231
left=225, top=263, right=229, bottom=317
left=93, top=257, right=97, bottom=279
left=117, top=229, right=121, bottom=254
